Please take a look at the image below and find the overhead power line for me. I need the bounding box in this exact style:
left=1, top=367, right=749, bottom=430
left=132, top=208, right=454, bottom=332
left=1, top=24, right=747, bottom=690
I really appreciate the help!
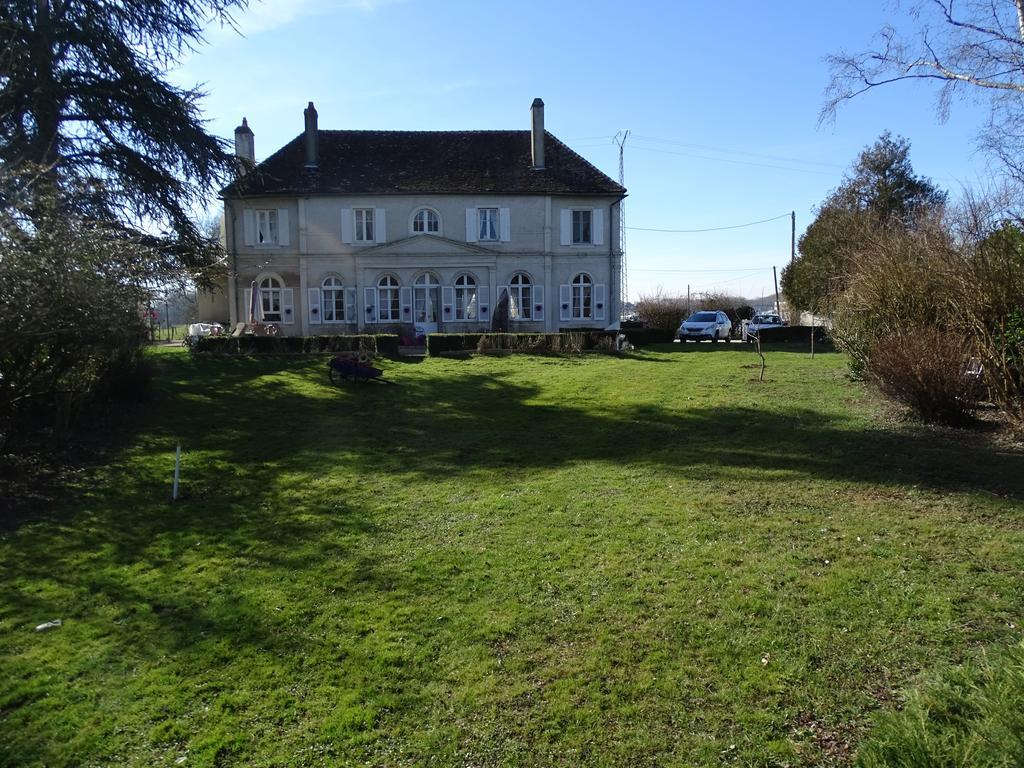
left=631, top=267, right=769, bottom=273
left=626, top=212, right=791, bottom=234
left=631, top=135, right=846, bottom=170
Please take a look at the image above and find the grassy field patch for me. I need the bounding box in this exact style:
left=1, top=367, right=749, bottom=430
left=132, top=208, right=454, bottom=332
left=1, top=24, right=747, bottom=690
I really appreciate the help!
left=2, top=344, right=1022, bottom=766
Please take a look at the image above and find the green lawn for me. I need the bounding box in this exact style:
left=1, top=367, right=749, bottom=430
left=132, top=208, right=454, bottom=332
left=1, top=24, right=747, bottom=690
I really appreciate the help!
left=2, top=344, right=1022, bottom=767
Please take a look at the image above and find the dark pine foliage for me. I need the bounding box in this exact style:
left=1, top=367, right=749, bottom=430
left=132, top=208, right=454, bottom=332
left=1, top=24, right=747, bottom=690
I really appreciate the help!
left=0, top=0, right=247, bottom=277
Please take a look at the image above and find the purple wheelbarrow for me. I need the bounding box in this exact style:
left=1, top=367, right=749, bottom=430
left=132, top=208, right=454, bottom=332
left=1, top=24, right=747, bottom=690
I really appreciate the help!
left=328, top=355, right=392, bottom=385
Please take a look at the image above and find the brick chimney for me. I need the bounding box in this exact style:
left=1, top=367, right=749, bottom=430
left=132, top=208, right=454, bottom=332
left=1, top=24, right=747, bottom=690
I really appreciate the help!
left=530, top=98, right=545, bottom=170
left=304, top=101, right=319, bottom=168
left=234, top=117, right=254, bottom=164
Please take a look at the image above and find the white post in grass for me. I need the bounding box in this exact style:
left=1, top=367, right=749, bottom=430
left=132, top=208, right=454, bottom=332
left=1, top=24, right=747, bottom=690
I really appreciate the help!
left=172, top=445, right=181, bottom=501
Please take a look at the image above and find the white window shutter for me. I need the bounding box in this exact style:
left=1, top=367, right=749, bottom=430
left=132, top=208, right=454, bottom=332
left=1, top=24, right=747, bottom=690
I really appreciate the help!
left=277, top=209, right=290, bottom=246
left=442, top=286, right=455, bottom=322
left=340, top=208, right=353, bottom=244
left=375, top=208, right=387, bottom=243
left=533, top=285, right=544, bottom=321
left=243, top=288, right=252, bottom=321
left=559, top=284, right=571, bottom=321
left=499, top=208, right=511, bottom=242
left=594, top=283, right=607, bottom=321
left=307, top=287, right=322, bottom=325
left=560, top=209, right=571, bottom=246
left=465, top=208, right=477, bottom=242
left=243, top=209, right=255, bottom=246
left=344, top=287, right=357, bottom=323
left=281, top=288, right=295, bottom=324
left=363, top=287, right=377, bottom=324
left=400, top=286, right=413, bottom=322
left=592, top=208, right=604, bottom=246
left=478, top=285, right=490, bottom=323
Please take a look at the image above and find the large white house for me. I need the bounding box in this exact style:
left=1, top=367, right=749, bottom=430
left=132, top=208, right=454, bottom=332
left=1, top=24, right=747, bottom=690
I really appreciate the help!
left=199, top=99, right=626, bottom=335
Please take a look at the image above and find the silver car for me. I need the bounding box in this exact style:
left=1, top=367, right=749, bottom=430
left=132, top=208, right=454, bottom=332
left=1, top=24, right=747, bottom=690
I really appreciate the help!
left=677, top=311, right=732, bottom=343
left=743, top=313, right=786, bottom=341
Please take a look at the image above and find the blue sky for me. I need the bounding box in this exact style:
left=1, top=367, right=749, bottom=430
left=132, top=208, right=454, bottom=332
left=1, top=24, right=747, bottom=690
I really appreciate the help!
left=172, top=0, right=996, bottom=300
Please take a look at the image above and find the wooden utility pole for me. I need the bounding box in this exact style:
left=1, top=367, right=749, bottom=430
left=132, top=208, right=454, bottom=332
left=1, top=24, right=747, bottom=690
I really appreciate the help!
left=686, top=284, right=690, bottom=316
left=790, top=211, right=795, bottom=267
left=773, top=266, right=781, bottom=316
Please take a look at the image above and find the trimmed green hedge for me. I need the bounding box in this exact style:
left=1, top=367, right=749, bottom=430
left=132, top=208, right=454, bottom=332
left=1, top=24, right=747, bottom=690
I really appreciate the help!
left=752, top=326, right=830, bottom=344
left=426, top=332, right=616, bottom=356
left=620, top=328, right=676, bottom=346
left=189, top=334, right=400, bottom=356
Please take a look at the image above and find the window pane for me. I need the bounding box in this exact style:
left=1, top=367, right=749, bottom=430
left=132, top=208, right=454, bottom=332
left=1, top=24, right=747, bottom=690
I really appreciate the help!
left=572, top=210, right=591, bottom=244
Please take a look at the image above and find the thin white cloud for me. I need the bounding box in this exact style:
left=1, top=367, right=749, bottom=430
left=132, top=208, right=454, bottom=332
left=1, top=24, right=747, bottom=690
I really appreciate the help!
left=205, top=0, right=402, bottom=41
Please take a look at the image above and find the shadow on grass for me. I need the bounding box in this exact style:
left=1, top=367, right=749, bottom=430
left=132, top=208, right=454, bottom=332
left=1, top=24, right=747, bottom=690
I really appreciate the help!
left=148, top=353, right=1023, bottom=503
left=2, top=350, right=1022, bottom=765
left=6, top=350, right=1023, bottom=615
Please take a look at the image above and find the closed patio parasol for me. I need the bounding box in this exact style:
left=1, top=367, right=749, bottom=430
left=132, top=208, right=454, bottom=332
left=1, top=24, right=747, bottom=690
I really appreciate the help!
left=248, top=280, right=262, bottom=324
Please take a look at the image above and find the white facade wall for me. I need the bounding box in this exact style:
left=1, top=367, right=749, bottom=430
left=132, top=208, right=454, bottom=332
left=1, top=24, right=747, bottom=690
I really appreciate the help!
left=208, top=193, right=622, bottom=335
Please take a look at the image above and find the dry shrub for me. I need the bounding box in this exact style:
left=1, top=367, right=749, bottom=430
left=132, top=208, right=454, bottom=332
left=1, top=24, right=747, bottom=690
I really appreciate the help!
left=636, top=290, right=753, bottom=331
left=868, top=326, right=978, bottom=425
left=694, top=292, right=750, bottom=324
left=635, top=290, right=688, bottom=332
left=945, top=210, right=1024, bottom=425
left=830, top=212, right=957, bottom=376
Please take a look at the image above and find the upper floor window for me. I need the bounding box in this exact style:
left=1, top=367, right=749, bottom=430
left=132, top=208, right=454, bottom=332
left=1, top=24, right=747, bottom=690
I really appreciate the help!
left=509, top=272, right=531, bottom=320
left=478, top=208, right=499, bottom=241
left=322, top=276, right=345, bottom=323
left=244, top=208, right=289, bottom=248
left=256, top=210, right=278, bottom=245
left=354, top=208, right=374, bottom=242
left=412, top=208, right=439, bottom=234
left=572, top=210, right=592, bottom=245
left=259, top=275, right=283, bottom=321
left=454, top=274, right=477, bottom=321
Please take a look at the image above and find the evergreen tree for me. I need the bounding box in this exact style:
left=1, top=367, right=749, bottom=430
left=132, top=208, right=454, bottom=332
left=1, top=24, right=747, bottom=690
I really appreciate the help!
left=0, top=0, right=246, bottom=442
left=0, top=0, right=246, bottom=274
left=782, top=133, right=946, bottom=313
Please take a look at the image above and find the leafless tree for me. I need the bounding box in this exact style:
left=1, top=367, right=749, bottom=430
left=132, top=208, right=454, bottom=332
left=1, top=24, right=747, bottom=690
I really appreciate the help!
left=824, top=1, right=1024, bottom=184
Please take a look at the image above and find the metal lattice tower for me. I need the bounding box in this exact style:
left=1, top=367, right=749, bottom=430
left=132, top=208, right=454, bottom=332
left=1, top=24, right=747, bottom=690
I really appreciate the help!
left=613, top=130, right=629, bottom=316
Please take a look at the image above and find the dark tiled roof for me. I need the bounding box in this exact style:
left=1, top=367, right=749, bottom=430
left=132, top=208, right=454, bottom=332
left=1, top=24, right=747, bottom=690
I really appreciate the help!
left=222, top=130, right=625, bottom=197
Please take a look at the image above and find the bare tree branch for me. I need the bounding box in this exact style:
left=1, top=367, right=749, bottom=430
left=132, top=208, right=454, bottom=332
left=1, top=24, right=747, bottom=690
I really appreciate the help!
left=824, top=0, right=1024, bottom=188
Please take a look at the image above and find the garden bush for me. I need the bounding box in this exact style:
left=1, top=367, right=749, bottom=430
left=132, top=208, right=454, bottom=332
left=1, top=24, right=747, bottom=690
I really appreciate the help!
left=635, top=291, right=688, bottom=333
left=427, top=332, right=616, bottom=356
left=190, top=334, right=399, bottom=356
left=753, top=325, right=830, bottom=344
left=620, top=328, right=676, bottom=346
left=867, top=326, right=979, bottom=425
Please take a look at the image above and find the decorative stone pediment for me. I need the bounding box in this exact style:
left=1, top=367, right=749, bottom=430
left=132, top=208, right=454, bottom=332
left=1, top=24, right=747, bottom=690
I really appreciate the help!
left=361, top=234, right=496, bottom=257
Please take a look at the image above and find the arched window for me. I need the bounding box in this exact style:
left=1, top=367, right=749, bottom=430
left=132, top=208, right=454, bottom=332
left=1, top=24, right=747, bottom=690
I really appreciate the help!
left=377, top=275, right=400, bottom=322
left=259, top=275, right=283, bottom=321
left=571, top=273, right=593, bottom=320
left=412, top=208, right=440, bottom=234
left=413, top=272, right=440, bottom=323
left=509, top=273, right=532, bottom=320
left=322, top=276, right=345, bottom=323
left=454, top=274, right=477, bottom=321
